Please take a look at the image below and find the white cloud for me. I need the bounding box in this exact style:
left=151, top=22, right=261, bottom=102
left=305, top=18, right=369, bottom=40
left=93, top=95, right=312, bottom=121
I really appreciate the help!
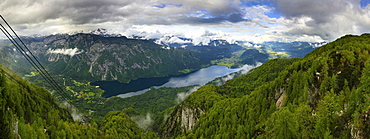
left=271, top=0, right=370, bottom=41
left=168, top=36, right=190, bottom=44
left=1, top=0, right=369, bottom=43
left=60, top=101, right=83, bottom=121
left=243, top=42, right=262, bottom=48
left=175, top=86, right=200, bottom=104
left=123, top=26, right=238, bottom=45
left=131, top=113, right=152, bottom=130
left=47, top=48, right=83, bottom=57
left=155, top=36, right=191, bottom=45
left=211, top=62, right=262, bottom=86
left=240, top=62, right=263, bottom=74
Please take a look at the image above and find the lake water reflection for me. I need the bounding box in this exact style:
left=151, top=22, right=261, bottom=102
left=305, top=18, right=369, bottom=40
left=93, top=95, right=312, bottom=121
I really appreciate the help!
left=91, top=65, right=243, bottom=98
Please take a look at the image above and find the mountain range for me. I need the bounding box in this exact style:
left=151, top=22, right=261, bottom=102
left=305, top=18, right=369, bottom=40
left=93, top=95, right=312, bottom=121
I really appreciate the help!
left=0, top=33, right=207, bottom=83
left=160, top=34, right=370, bottom=138
left=0, top=31, right=321, bottom=84
left=0, top=33, right=369, bottom=138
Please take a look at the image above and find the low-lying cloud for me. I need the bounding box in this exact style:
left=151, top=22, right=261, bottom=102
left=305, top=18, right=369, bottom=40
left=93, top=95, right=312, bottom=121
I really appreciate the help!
left=213, top=62, right=263, bottom=86
left=131, top=113, right=152, bottom=130
left=175, top=86, right=201, bottom=104
left=60, top=101, right=83, bottom=121
left=47, top=48, right=83, bottom=57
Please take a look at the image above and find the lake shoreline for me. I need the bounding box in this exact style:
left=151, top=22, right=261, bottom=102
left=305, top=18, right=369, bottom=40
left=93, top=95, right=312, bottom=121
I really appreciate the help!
left=91, top=65, right=245, bottom=98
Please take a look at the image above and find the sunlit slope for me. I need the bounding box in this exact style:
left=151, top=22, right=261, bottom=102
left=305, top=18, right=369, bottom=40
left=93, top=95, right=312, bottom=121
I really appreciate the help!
left=0, top=33, right=206, bottom=83
left=0, top=64, right=159, bottom=138
left=161, top=34, right=370, bottom=138
left=0, top=64, right=73, bottom=138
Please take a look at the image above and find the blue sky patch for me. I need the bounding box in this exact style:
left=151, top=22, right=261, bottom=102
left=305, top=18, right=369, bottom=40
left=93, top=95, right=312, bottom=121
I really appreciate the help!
left=360, top=0, right=370, bottom=7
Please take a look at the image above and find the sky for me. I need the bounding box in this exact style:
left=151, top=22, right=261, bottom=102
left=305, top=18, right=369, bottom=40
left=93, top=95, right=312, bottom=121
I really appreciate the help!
left=0, top=0, right=370, bottom=43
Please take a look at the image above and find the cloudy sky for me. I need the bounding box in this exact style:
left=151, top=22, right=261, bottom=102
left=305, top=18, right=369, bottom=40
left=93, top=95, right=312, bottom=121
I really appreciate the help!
left=0, top=0, right=369, bottom=43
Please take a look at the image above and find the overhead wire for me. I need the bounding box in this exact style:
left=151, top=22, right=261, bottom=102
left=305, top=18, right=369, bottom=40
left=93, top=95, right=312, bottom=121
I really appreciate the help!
left=0, top=15, right=71, bottom=100
left=0, top=15, right=67, bottom=97
left=0, top=27, right=67, bottom=99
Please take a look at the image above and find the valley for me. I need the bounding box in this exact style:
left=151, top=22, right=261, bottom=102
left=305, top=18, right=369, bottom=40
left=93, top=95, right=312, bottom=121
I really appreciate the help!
left=2, top=31, right=369, bottom=138
left=92, top=64, right=245, bottom=98
left=0, top=32, right=317, bottom=98
left=1, top=1, right=370, bottom=138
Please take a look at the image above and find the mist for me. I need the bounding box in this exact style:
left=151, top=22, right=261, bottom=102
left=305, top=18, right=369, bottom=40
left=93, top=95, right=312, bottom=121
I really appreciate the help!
left=175, top=86, right=201, bottom=104
left=60, top=101, right=84, bottom=121
left=212, top=62, right=263, bottom=86
left=131, top=113, right=153, bottom=131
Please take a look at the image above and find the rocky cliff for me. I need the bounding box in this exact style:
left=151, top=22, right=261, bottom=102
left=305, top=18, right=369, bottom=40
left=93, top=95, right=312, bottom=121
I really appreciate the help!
left=159, top=34, right=370, bottom=138
left=0, top=33, right=206, bottom=83
left=160, top=84, right=223, bottom=138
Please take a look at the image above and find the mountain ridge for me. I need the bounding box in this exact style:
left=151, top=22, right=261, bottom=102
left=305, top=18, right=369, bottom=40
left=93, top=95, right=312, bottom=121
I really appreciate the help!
left=160, top=33, right=370, bottom=138
left=1, top=33, right=369, bottom=138
left=0, top=33, right=207, bottom=83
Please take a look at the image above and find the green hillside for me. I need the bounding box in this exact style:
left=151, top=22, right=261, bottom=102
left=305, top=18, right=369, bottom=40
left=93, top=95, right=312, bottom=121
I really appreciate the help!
left=161, top=34, right=370, bottom=138
left=0, top=64, right=73, bottom=138
left=0, top=33, right=207, bottom=83
left=0, top=64, right=157, bottom=138
left=1, top=34, right=370, bottom=138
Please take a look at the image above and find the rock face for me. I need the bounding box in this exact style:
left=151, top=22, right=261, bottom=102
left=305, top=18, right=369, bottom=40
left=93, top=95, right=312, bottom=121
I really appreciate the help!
left=160, top=103, right=204, bottom=138
left=159, top=84, right=223, bottom=138
left=181, top=106, right=204, bottom=131
left=0, top=33, right=205, bottom=83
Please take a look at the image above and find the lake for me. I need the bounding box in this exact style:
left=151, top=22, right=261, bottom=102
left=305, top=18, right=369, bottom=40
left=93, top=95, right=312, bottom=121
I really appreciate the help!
left=91, top=64, right=258, bottom=98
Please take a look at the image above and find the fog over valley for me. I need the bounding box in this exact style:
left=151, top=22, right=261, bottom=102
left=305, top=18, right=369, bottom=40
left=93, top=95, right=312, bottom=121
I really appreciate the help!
left=0, top=0, right=369, bottom=138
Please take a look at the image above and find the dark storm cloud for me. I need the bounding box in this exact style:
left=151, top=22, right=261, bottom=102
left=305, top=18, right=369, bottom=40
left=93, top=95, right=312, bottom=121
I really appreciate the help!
left=1, top=0, right=251, bottom=26
left=273, top=0, right=370, bottom=41
left=274, top=0, right=352, bottom=23
left=60, top=0, right=134, bottom=23
left=181, top=11, right=249, bottom=24
left=133, top=1, right=250, bottom=25
left=2, top=0, right=368, bottom=43
left=0, top=0, right=133, bottom=24
left=54, top=0, right=133, bottom=24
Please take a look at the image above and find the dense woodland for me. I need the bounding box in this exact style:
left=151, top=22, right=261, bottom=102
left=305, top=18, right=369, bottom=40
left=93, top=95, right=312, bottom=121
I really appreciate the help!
left=166, top=34, right=370, bottom=138
left=1, top=34, right=370, bottom=138
left=0, top=64, right=160, bottom=138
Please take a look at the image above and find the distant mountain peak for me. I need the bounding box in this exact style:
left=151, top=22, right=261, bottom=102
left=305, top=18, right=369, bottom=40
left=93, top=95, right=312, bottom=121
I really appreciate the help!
left=64, top=28, right=123, bottom=38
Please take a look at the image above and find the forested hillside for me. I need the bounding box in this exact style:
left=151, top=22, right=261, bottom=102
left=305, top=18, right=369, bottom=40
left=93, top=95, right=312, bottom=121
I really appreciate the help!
left=0, top=64, right=157, bottom=138
left=0, top=64, right=73, bottom=138
left=161, top=34, right=370, bottom=138
left=1, top=34, right=369, bottom=138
